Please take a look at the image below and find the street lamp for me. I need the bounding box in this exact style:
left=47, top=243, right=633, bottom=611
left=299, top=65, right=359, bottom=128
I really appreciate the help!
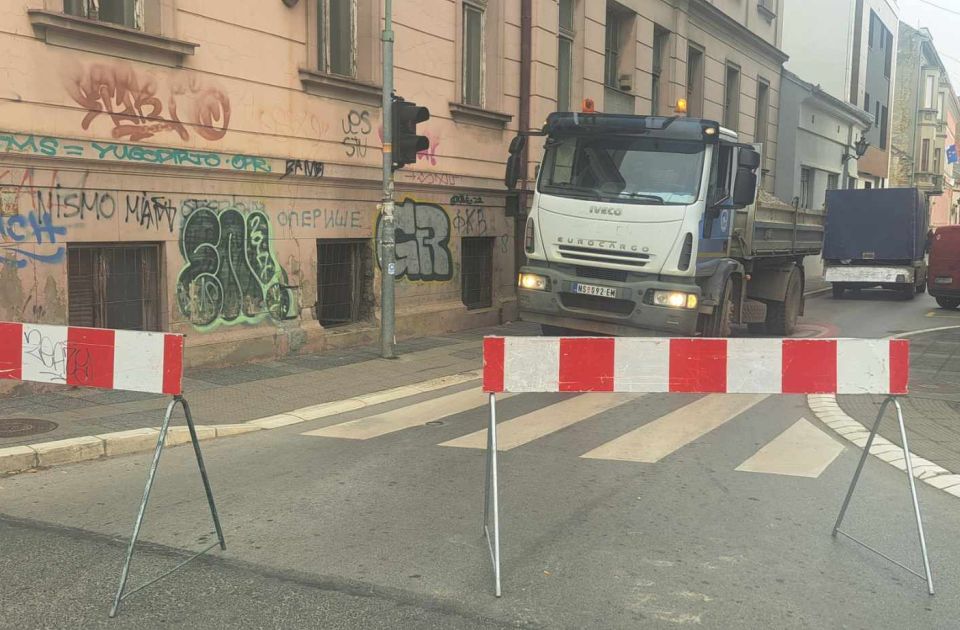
left=842, top=135, right=870, bottom=163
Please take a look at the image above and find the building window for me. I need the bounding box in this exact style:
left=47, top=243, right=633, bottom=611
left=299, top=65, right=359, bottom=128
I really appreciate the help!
left=934, top=148, right=942, bottom=174
left=316, top=240, right=369, bottom=326
left=880, top=105, right=888, bottom=149
left=723, top=64, right=741, bottom=130
left=884, top=30, right=893, bottom=78
left=922, top=138, right=930, bottom=171
left=604, top=5, right=623, bottom=88
left=755, top=79, right=769, bottom=148
left=868, top=9, right=876, bottom=48
left=686, top=45, right=704, bottom=117
left=64, top=0, right=141, bottom=29
left=68, top=244, right=160, bottom=331
left=938, top=93, right=945, bottom=120
left=557, top=0, right=574, bottom=111
left=864, top=92, right=870, bottom=113
left=864, top=181, right=872, bottom=189
left=827, top=173, right=839, bottom=190
left=462, top=1, right=485, bottom=106
left=461, top=237, right=494, bottom=310
left=924, top=75, right=936, bottom=109
left=800, top=167, right=813, bottom=209
left=315, top=0, right=356, bottom=77
left=651, top=26, right=669, bottom=115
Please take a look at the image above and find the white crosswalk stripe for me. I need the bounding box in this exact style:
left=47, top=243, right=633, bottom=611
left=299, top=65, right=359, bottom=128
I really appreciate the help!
left=439, top=393, right=642, bottom=451
left=300, top=388, right=510, bottom=440
left=300, top=384, right=843, bottom=478
left=580, top=394, right=768, bottom=463
left=735, top=418, right=845, bottom=478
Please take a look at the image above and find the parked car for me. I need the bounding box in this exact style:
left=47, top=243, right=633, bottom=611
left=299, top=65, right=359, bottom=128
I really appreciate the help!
left=929, top=225, right=960, bottom=309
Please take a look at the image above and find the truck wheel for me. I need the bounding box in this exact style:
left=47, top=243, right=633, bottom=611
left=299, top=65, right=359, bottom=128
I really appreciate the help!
left=703, top=281, right=734, bottom=338
left=832, top=284, right=845, bottom=299
left=766, top=267, right=802, bottom=336
left=901, top=283, right=916, bottom=300
left=916, top=280, right=926, bottom=294
left=936, top=297, right=960, bottom=310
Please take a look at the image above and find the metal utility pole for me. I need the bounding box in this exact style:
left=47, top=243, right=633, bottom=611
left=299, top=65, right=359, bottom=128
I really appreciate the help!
left=379, top=0, right=396, bottom=359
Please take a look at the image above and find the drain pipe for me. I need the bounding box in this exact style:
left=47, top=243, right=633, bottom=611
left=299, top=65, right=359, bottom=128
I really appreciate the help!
left=519, top=0, right=532, bottom=199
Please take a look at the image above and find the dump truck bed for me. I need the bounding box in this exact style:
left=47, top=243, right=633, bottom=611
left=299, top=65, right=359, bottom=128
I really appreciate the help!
left=730, top=190, right=824, bottom=259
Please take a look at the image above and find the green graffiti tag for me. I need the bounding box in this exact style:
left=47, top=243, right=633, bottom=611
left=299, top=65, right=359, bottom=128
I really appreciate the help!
left=175, top=200, right=296, bottom=329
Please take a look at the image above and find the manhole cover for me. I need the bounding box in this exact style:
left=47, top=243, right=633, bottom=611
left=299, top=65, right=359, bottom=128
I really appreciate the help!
left=0, top=418, right=58, bottom=438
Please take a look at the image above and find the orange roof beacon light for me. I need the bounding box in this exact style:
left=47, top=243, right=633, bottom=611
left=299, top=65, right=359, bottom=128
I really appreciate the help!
left=582, top=98, right=596, bottom=113
left=675, top=98, right=688, bottom=115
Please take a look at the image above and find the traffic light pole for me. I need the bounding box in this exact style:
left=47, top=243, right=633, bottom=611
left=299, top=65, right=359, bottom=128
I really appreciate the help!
left=380, top=0, right=396, bottom=359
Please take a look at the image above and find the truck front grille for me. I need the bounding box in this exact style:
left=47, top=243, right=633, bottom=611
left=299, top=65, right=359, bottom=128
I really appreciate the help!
left=560, top=293, right=636, bottom=316
left=576, top=266, right=628, bottom=282
left=557, top=245, right=649, bottom=268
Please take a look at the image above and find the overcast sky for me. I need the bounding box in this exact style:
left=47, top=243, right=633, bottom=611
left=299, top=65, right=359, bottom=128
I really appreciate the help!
left=899, top=0, right=960, bottom=91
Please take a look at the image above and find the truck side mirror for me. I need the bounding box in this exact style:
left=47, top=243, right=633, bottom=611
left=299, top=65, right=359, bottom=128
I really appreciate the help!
left=505, top=135, right=527, bottom=190
left=738, top=147, right=761, bottom=170
left=732, top=168, right=758, bottom=207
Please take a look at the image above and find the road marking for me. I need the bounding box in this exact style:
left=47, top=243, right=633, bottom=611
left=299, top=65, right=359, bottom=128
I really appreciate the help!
left=301, top=388, right=501, bottom=440
left=440, top=393, right=642, bottom=451
left=735, top=418, right=844, bottom=478
left=581, top=394, right=768, bottom=463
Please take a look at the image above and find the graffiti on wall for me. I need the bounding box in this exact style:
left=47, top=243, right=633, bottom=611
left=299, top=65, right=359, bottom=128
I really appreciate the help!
left=283, top=160, right=325, bottom=178
left=64, top=62, right=231, bottom=142
left=376, top=198, right=452, bottom=281
left=176, top=201, right=297, bottom=329
left=277, top=209, right=362, bottom=230
left=342, top=110, right=372, bottom=159
left=0, top=212, right=67, bottom=268
left=1, top=134, right=272, bottom=173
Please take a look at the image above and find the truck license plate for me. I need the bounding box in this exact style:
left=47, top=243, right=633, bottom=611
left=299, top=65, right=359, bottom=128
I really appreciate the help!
left=573, top=283, right=617, bottom=298
left=935, top=277, right=954, bottom=285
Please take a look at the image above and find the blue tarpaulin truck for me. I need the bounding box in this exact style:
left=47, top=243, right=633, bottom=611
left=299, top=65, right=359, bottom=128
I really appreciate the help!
left=823, top=188, right=929, bottom=299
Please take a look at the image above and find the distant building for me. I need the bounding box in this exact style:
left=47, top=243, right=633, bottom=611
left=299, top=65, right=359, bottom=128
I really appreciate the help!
left=781, top=0, right=899, bottom=188
left=889, top=24, right=960, bottom=227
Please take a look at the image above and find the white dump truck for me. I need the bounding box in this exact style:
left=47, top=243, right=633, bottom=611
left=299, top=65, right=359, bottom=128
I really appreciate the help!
left=505, top=112, right=823, bottom=337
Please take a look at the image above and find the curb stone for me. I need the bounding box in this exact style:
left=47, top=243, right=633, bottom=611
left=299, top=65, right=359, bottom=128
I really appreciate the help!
left=0, top=369, right=483, bottom=475
left=806, top=393, right=960, bottom=500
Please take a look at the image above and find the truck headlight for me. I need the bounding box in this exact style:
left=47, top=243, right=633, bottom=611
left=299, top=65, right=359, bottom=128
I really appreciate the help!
left=651, top=290, right=698, bottom=309
left=518, top=273, right=550, bottom=291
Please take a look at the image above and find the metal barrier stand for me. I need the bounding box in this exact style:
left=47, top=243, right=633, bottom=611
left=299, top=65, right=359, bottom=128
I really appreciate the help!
left=483, top=393, right=502, bottom=597
left=833, top=395, right=935, bottom=595
left=109, top=395, right=227, bottom=617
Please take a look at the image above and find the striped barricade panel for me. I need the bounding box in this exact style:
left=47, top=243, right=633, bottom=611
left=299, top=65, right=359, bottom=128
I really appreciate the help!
left=482, top=337, right=909, bottom=396
left=0, top=321, right=184, bottom=395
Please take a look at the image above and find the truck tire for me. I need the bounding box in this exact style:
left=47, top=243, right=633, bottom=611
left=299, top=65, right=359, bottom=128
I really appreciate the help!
left=916, top=280, right=926, bottom=294
left=900, top=283, right=916, bottom=300
left=703, top=281, right=734, bottom=338
left=832, top=284, right=845, bottom=299
left=936, top=297, right=960, bottom=310
left=766, top=267, right=802, bottom=336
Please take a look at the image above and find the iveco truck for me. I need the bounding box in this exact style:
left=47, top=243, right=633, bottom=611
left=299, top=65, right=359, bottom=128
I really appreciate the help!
left=505, top=112, right=823, bottom=337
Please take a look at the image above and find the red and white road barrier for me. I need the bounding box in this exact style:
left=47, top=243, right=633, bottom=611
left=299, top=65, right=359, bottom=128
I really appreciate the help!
left=482, top=337, right=909, bottom=396
left=0, top=321, right=184, bottom=395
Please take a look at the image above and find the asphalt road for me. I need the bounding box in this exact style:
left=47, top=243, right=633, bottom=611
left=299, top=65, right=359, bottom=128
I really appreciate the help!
left=2, top=290, right=959, bottom=629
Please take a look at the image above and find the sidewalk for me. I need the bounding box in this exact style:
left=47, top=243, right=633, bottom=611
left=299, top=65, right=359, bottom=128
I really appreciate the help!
left=838, top=327, right=960, bottom=472
left=0, top=322, right=539, bottom=452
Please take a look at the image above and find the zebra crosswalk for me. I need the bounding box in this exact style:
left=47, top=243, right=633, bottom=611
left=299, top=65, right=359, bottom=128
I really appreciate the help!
left=299, top=384, right=846, bottom=478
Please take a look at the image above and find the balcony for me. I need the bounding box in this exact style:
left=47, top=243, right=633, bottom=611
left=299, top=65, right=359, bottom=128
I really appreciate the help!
left=915, top=172, right=944, bottom=194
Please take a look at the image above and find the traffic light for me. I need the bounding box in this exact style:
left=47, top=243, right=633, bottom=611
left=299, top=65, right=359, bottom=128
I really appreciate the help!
left=392, top=96, right=430, bottom=170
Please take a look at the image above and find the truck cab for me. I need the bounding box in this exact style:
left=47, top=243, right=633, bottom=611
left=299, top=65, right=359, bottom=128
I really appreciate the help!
left=506, top=111, right=768, bottom=337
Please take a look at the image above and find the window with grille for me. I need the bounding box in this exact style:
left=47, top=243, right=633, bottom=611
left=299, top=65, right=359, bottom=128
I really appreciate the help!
left=64, top=0, right=141, bottom=29
left=317, top=0, right=356, bottom=77
left=68, top=244, right=160, bottom=331
left=461, top=237, right=494, bottom=310
left=316, top=239, right=369, bottom=326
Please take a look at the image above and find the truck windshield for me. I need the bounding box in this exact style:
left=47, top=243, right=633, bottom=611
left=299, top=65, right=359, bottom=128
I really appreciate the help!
left=539, top=136, right=705, bottom=205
